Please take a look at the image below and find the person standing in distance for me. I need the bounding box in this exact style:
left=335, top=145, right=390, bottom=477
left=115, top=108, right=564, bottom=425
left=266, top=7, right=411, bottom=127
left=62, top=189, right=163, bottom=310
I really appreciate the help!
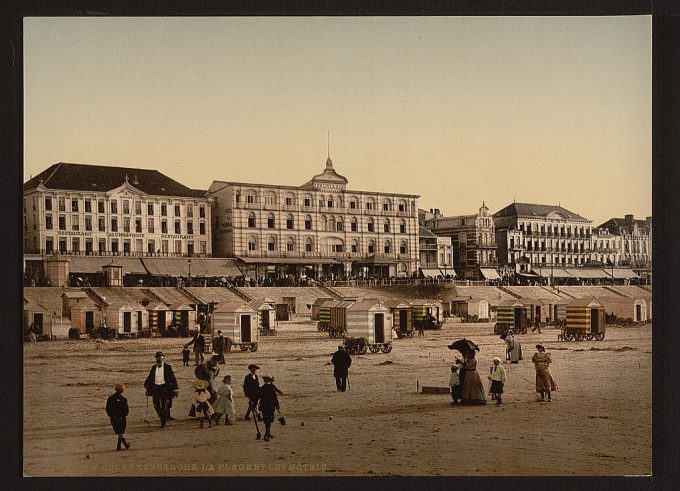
left=331, top=345, right=352, bottom=392
left=186, top=329, right=206, bottom=366
left=105, top=383, right=130, bottom=450
left=144, top=351, right=178, bottom=428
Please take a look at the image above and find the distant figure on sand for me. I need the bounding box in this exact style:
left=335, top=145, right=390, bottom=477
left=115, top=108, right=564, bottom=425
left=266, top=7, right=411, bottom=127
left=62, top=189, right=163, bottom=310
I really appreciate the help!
left=460, top=350, right=486, bottom=405
left=500, top=333, right=523, bottom=363
left=449, top=365, right=461, bottom=405
left=256, top=375, right=281, bottom=441
left=213, top=375, right=235, bottom=425
left=487, top=357, right=506, bottom=406
left=532, top=344, right=557, bottom=402
left=185, top=329, right=206, bottom=366
left=331, top=345, right=352, bottom=392
left=105, top=383, right=130, bottom=450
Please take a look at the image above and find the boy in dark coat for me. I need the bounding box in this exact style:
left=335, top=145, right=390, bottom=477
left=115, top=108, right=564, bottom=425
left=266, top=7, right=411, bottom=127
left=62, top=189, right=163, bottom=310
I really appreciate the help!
left=243, top=364, right=261, bottom=421
left=106, top=383, right=130, bottom=451
left=256, top=375, right=280, bottom=441
left=331, top=345, right=352, bottom=392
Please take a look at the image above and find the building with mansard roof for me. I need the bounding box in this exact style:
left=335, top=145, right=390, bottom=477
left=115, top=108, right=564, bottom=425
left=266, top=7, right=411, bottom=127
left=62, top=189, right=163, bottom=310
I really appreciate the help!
left=598, top=214, right=652, bottom=271
left=23, top=162, right=212, bottom=259
left=208, top=156, right=420, bottom=280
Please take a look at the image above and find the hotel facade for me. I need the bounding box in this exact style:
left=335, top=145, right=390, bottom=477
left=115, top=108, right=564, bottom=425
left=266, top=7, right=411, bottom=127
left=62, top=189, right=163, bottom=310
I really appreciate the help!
left=208, top=157, right=420, bottom=279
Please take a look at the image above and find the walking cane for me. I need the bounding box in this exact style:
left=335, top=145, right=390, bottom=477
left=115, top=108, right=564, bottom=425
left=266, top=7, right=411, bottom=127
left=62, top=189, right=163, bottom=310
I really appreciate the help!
left=347, top=374, right=350, bottom=391
left=250, top=401, right=261, bottom=439
left=144, top=395, right=150, bottom=423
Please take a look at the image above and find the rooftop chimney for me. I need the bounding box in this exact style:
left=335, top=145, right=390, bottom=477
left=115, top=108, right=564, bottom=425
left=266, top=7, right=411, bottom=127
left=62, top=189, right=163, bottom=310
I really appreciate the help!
left=625, top=214, right=634, bottom=221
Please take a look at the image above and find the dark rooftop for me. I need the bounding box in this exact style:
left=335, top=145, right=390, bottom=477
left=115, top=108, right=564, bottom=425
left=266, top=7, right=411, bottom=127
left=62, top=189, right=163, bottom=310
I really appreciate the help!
left=493, top=202, right=589, bottom=221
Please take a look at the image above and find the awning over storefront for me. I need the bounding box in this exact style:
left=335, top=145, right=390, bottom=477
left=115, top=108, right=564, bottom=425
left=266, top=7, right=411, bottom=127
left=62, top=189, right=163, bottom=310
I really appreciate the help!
left=67, top=256, right=147, bottom=274
left=479, top=268, right=501, bottom=280
left=532, top=267, right=572, bottom=278
left=604, top=269, right=640, bottom=279
left=237, top=257, right=340, bottom=265
left=141, top=258, right=242, bottom=277
left=420, top=268, right=442, bottom=278
left=564, top=268, right=610, bottom=279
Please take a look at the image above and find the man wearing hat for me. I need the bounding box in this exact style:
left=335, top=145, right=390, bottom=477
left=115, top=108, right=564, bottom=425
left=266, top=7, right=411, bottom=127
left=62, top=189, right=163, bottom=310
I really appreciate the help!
left=256, top=375, right=281, bottom=441
left=213, top=330, right=227, bottom=364
left=243, top=364, right=261, bottom=421
left=331, top=345, right=352, bottom=392
left=144, top=351, right=179, bottom=427
left=185, top=329, right=206, bottom=366
left=105, top=383, right=130, bottom=450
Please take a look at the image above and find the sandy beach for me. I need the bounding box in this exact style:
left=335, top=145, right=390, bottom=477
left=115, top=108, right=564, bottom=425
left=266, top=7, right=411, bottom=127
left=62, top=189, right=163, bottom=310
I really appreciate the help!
left=23, top=319, right=651, bottom=477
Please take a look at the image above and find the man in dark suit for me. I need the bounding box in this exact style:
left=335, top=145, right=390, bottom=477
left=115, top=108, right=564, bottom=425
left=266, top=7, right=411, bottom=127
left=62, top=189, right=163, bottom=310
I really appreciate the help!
left=185, top=329, right=206, bottom=366
left=242, top=364, right=261, bottom=421
left=331, top=345, right=352, bottom=392
left=144, top=351, right=178, bottom=427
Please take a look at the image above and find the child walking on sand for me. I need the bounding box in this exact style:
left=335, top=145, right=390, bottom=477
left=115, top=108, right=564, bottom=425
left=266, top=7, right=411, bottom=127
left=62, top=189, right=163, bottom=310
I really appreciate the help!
left=487, top=357, right=507, bottom=406
left=191, top=380, right=215, bottom=428
left=182, top=346, right=191, bottom=366
left=105, top=383, right=130, bottom=450
left=449, top=365, right=461, bottom=405
left=213, top=375, right=235, bottom=425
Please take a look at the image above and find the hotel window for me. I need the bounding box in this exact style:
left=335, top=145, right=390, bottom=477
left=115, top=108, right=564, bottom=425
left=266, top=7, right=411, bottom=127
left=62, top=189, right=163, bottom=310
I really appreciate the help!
left=112, top=239, right=120, bottom=253
left=161, top=203, right=167, bottom=216
left=174, top=240, right=182, bottom=254
left=174, top=204, right=181, bottom=217
left=366, top=200, right=374, bottom=210
left=267, top=238, right=276, bottom=252
left=350, top=200, right=356, bottom=210
left=304, top=198, right=311, bottom=208
left=367, top=219, right=374, bottom=232
left=70, top=199, right=78, bottom=212
left=123, top=200, right=130, bottom=214
left=123, top=217, right=131, bottom=233
left=59, top=238, right=67, bottom=252
left=85, top=238, right=93, bottom=254
left=98, top=239, right=106, bottom=253
left=98, top=217, right=106, bottom=232
left=187, top=221, right=194, bottom=235
left=134, top=201, right=142, bottom=215
left=200, top=241, right=206, bottom=254
left=400, top=242, right=407, bottom=254
left=187, top=243, right=194, bottom=256
left=58, top=197, right=66, bottom=212
left=368, top=241, right=375, bottom=254
left=187, top=204, right=193, bottom=217
left=285, top=196, right=293, bottom=206
left=248, top=237, right=257, bottom=251
left=304, top=216, right=312, bottom=230
left=319, top=199, right=324, bottom=208
left=84, top=199, right=91, bottom=213
left=264, top=194, right=275, bottom=206
left=161, top=220, right=168, bottom=234
left=199, top=222, right=206, bottom=235
left=398, top=202, right=405, bottom=212
left=383, top=201, right=390, bottom=212
left=384, top=241, right=391, bottom=254
left=46, top=215, right=53, bottom=230
left=98, top=200, right=105, bottom=213
left=111, top=200, right=120, bottom=214
left=351, top=218, right=357, bottom=232
left=59, top=215, right=66, bottom=230
left=111, top=218, right=118, bottom=232
left=45, top=197, right=52, bottom=211
left=161, top=240, right=169, bottom=253
left=305, top=238, right=313, bottom=252
left=148, top=203, right=154, bottom=215
left=327, top=198, right=333, bottom=208
left=384, top=220, right=390, bottom=233
left=248, top=213, right=256, bottom=228
left=351, top=241, right=358, bottom=253
left=72, top=215, right=80, bottom=231
left=267, top=214, right=275, bottom=229
left=72, top=237, right=80, bottom=253
left=174, top=221, right=181, bottom=234
left=235, top=192, right=241, bottom=203
left=331, top=243, right=343, bottom=253
left=336, top=220, right=343, bottom=232
left=400, top=221, right=406, bottom=234
left=148, top=218, right=155, bottom=233
left=45, top=238, right=54, bottom=254
left=135, top=218, right=142, bottom=233
left=246, top=194, right=255, bottom=204
left=286, top=238, right=295, bottom=252
left=147, top=240, right=155, bottom=254
left=287, top=215, right=294, bottom=229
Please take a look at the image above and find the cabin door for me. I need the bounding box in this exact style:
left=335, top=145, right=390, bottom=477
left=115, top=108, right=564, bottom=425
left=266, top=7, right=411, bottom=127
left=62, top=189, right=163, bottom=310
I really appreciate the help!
left=137, top=311, right=143, bottom=331
left=123, top=312, right=132, bottom=333
left=158, top=311, right=166, bottom=330
left=514, top=308, right=522, bottom=327
left=33, top=313, right=44, bottom=334
left=590, top=308, right=600, bottom=333
left=399, top=310, right=408, bottom=330
left=179, top=311, right=189, bottom=329
left=241, top=315, right=251, bottom=342
left=375, top=313, right=385, bottom=343
left=262, top=310, right=270, bottom=329
left=635, top=304, right=642, bottom=322
left=85, top=311, right=95, bottom=332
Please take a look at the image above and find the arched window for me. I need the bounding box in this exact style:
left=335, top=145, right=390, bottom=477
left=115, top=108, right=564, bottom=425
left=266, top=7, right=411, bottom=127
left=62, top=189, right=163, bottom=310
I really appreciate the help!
left=328, top=215, right=336, bottom=232
left=398, top=200, right=407, bottom=213
left=366, top=198, right=375, bottom=211
left=327, top=195, right=334, bottom=209
left=384, top=240, right=391, bottom=254
left=304, top=214, right=312, bottom=230
left=321, top=215, right=328, bottom=230
left=351, top=239, right=359, bottom=253
left=305, top=236, right=314, bottom=253
left=303, top=194, right=313, bottom=208
left=384, top=218, right=390, bottom=233
left=368, top=239, right=375, bottom=254
left=399, top=241, right=407, bottom=254
left=267, top=236, right=277, bottom=252
left=336, top=217, right=343, bottom=231
left=246, top=190, right=257, bottom=205
left=284, top=193, right=295, bottom=207
left=349, top=196, right=359, bottom=211
left=382, top=199, right=392, bottom=212
left=286, top=214, right=294, bottom=229
left=351, top=217, right=358, bottom=232
left=267, top=213, right=275, bottom=229
left=264, top=192, right=276, bottom=207
left=400, top=219, right=406, bottom=234
left=367, top=218, right=374, bottom=232
left=286, top=236, right=296, bottom=252
left=247, top=236, right=257, bottom=252
left=248, top=212, right=256, bottom=228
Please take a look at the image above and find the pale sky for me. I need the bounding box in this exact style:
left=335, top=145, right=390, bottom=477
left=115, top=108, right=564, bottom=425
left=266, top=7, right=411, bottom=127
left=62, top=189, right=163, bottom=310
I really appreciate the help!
left=23, top=16, right=651, bottom=226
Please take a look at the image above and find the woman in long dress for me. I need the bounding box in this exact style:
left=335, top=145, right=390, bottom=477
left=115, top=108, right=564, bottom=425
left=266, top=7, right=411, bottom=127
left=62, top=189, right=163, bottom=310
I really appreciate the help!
left=501, top=334, right=523, bottom=363
left=213, top=375, right=236, bottom=425
left=460, top=350, right=487, bottom=405
left=532, top=344, right=558, bottom=401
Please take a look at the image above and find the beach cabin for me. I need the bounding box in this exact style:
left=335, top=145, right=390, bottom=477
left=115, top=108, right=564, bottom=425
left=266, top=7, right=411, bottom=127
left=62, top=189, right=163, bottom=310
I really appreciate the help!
left=519, top=298, right=546, bottom=324
left=249, top=297, right=277, bottom=332
left=598, top=297, right=649, bottom=324
left=211, top=301, right=259, bottom=352
left=23, top=296, right=53, bottom=338
left=64, top=293, right=101, bottom=334
left=384, top=300, right=413, bottom=338
left=311, top=297, right=335, bottom=320
left=565, top=297, right=606, bottom=340
left=169, top=303, right=194, bottom=335
left=412, top=301, right=441, bottom=329
left=105, top=303, right=146, bottom=338
left=145, top=302, right=171, bottom=337
left=346, top=299, right=393, bottom=347
left=453, top=296, right=490, bottom=322
left=496, top=299, right=529, bottom=334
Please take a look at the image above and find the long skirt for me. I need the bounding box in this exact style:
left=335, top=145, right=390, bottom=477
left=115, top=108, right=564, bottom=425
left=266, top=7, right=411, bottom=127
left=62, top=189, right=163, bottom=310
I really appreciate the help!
left=461, top=370, right=487, bottom=404
left=535, top=368, right=558, bottom=392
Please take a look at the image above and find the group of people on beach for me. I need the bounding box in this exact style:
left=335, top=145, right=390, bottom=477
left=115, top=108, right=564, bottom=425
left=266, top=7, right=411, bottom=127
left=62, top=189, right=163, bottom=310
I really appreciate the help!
left=448, top=337, right=558, bottom=406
